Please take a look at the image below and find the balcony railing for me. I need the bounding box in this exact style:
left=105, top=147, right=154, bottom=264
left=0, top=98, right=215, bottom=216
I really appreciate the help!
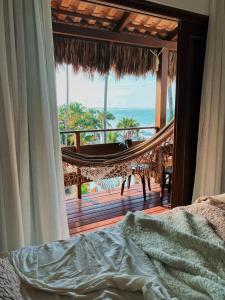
left=60, top=126, right=159, bottom=151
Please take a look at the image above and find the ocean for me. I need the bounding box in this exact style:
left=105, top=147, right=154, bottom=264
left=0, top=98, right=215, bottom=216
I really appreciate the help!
left=107, top=108, right=156, bottom=127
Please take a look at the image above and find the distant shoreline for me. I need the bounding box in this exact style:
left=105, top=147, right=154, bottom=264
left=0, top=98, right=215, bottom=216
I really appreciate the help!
left=93, top=107, right=155, bottom=110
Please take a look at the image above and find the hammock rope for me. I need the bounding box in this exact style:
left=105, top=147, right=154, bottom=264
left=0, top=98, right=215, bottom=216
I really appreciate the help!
left=62, top=120, right=174, bottom=187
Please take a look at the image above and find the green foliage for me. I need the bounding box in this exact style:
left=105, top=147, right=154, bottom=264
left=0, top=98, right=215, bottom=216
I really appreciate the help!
left=107, top=132, right=120, bottom=143
left=59, top=103, right=141, bottom=145
left=116, top=117, right=140, bottom=140
left=81, top=184, right=88, bottom=194
left=117, top=117, right=140, bottom=129
left=59, top=102, right=117, bottom=145
left=96, top=111, right=115, bottom=129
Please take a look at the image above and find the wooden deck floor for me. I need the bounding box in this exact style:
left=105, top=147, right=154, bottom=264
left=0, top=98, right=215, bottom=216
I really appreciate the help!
left=66, top=182, right=170, bottom=236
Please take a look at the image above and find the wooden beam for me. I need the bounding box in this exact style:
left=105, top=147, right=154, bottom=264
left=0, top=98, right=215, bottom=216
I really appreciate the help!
left=167, top=27, right=178, bottom=41
left=113, top=12, right=130, bottom=32
left=51, top=8, right=117, bottom=24
left=155, top=48, right=169, bottom=129
left=125, top=22, right=168, bottom=35
left=85, top=0, right=208, bottom=25
left=74, top=132, right=82, bottom=199
left=52, top=22, right=177, bottom=50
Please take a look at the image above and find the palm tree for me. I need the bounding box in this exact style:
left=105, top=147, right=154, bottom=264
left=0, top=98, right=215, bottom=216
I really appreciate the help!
left=117, top=117, right=140, bottom=128
left=108, top=132, right=120, bottom=143
left=97, top=111, right=115, bottom=128
left=96, top=110, right=115, bottom=143
left=117, top=117, right=140, bottom=140
left=58, top=103, right=86, bottom=145
left=58, top=102, right=116, bottom=145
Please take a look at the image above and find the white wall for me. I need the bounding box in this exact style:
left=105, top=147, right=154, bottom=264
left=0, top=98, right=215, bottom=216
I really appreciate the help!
left=148, top=0, right=209, bottom=15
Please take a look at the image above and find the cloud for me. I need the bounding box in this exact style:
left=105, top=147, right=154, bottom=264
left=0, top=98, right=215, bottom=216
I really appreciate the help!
left=56, top=65, right=156, bottom=108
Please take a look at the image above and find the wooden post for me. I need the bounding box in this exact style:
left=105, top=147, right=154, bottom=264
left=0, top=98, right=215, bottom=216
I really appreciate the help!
left=76, top=170, right=82, bottom=199
left=103, top=75, right=108, bottom=143
left=74, top=132, right=81, bottom=199
left=65, top=65, right=69, bottom=145
left=74, top=132, right=81, bottom=152
left=155, top=48, right=169, bottom=129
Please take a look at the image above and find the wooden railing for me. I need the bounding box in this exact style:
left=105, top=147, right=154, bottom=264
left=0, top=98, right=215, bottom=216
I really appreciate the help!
left=60, top=126, right=159, bottom=151
left=61, top=126, right=159, bottom=198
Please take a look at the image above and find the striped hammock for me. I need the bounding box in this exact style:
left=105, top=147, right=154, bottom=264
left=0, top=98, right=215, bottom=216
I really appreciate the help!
left=62, top=120, right=174, bottom=188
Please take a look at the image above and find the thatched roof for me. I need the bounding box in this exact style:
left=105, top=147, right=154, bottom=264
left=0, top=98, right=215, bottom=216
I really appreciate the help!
left=54, top=36, right=161, bottom=78
left=51, top=0, right=178, bottom=40
left=54, top=36, right=177, bottom=80
left=52, top=0, right=177, bottom=80
left=168, top=51, right=177, bottom=82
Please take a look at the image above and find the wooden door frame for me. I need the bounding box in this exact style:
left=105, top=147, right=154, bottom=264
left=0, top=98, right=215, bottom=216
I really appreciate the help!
left=86, top=0, right=209, bottom=207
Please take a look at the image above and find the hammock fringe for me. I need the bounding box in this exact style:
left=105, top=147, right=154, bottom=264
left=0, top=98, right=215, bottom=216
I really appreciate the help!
left=63, top=120, right=174, bottom=186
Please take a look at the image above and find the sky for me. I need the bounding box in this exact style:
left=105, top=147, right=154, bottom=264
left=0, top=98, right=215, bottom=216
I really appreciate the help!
left=55, top=65, right=157, bottom=109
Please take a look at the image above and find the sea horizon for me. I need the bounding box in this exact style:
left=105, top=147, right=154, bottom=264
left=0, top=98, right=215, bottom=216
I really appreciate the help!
left=94, top=106, right=155, bottom=108
left=106, top=107, right=155, bottom=127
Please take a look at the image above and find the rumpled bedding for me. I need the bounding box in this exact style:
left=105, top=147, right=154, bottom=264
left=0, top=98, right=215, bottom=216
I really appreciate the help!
left=175, top=193, right=225, bottom=241
left=11, top=227, right=173, bottom=300
left=0, top=257, right=22, bottom=300
left=2, top=194, right=225, bottom=300
left=9, top=203, right=225, bottom=300
left=121, top=210, right=225, bottom=300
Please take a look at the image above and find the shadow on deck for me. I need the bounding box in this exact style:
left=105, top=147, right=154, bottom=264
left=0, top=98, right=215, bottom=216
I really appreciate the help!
left=66, top=182, right=170, bottom=236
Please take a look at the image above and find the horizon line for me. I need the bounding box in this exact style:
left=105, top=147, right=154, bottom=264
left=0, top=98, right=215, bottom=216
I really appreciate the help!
left=57, top=105, right=155, bottom=109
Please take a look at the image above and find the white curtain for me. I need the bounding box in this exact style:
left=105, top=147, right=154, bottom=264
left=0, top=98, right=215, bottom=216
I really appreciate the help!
left=193, top=0, right=225, bottom=200
left=0, top=0, right=69, bottom=252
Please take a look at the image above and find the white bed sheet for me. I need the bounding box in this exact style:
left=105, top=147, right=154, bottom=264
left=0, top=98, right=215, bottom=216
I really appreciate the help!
left=21, top=283, right=144, bottom=300
left=13, top=227, right=173, bottom=300
left=8, top=195, right=225, bottom=300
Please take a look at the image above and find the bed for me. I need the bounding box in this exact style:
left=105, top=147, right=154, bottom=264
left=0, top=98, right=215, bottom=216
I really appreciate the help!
left=1, top=194, right=225, bottom=300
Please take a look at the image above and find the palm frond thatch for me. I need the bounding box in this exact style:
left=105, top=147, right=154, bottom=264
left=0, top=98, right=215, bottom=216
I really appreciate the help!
left=54, top=36, right=176, bottom=80
left=168, top=51, right=177, bottom=82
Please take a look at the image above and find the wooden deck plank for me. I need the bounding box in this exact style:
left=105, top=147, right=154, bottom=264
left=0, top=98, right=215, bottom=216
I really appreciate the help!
left=70, top=206, right=169, bottom=235
left=66, top=183, right=170, bottom=236
left=66, top=182, right=159, bottom=204
left=69, top=204, right=166, bottom=227
left=66, top=185, right=162, bottom=214
left=67, top=197, right=168, bottom=227
left=67, top=193, right=165, bottom=217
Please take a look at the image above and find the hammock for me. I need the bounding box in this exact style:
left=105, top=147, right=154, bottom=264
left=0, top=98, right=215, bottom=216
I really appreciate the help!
left=62, top=120, right=174, bottom=188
